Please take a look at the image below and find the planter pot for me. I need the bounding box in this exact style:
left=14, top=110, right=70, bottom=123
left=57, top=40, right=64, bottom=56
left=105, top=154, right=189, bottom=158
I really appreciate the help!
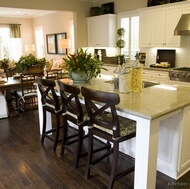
left=71, top=72, right=88, bottom=84
left=23, top=66, right=44, bottom=75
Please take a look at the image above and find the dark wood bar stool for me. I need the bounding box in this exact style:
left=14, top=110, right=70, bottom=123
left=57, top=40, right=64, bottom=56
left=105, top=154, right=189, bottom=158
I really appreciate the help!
left=36, top=77, right=62, bottom=152
left=58, top=81, right=88, bottom=168
left=81, top=86, right=136, bottom=189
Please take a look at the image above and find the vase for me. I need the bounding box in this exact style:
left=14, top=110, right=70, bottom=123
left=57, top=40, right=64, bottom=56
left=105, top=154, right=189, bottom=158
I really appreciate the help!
left=23, top=66, right=44, bottom=75
left=71, top=72, right=88, bottom=84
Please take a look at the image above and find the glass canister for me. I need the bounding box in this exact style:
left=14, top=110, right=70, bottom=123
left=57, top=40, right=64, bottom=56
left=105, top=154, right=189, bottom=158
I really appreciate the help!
left=131, top=59, right=143, bottom=92
left=113, top=64, right=121, bottom=89
left=119, top=63, right=132, bottom=93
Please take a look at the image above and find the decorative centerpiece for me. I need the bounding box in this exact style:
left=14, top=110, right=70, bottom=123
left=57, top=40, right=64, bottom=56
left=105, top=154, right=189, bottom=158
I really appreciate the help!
left=15, top=54, right=46, bottom=74
left=63, top=48, right=106, bottom=83
left=116, top=28, right=126, bottom=65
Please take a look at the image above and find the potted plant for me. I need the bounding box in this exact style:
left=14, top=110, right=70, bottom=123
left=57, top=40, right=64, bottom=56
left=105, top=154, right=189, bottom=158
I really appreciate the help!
left=116, top=28, right=126, bottom=65
left=63, top=48, right=106, bottom=83
left=15, top=54, right=47, bottom=74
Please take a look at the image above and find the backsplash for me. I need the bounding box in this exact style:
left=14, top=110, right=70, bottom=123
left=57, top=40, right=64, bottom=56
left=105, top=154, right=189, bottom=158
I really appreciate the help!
left=141, top=36, right=190, bottom=68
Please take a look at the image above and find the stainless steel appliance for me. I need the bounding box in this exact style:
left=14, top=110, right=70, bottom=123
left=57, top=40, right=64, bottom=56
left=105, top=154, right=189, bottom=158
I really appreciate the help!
left=169, top=67, right=190, bottom=82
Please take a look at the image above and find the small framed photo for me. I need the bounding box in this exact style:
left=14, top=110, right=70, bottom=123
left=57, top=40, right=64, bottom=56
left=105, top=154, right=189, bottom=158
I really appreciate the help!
left=46, top=34, right=56, bottom=54
left=55, top=32, right=67, bottom=55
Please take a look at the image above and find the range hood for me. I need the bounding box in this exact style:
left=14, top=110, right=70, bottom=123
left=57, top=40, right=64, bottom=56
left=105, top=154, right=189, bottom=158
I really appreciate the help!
left=174, top=14, right=190, bottom=36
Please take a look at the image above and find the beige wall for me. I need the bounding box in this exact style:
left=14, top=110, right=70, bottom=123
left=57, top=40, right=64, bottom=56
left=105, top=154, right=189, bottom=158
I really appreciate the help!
left=0, top=17, right=34, bottom=54
left=0, top=0, right=147, bottom=49
left=32, top=11, right=73, bottom=59
left=92, top=0, right=147, bottom=13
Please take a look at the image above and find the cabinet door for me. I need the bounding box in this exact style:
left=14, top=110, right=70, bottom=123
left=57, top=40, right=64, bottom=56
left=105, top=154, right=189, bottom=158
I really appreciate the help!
left=152, top=8, right=166, bottom=47
left=178, top=106, right=190, bottom=171
left=87, top=17, right=98, bottom=47
left=87, top=15, right=116, bottom=47
left=139, top=10, right=152, bottom=47
left=165, top=6, right=181, bottom=47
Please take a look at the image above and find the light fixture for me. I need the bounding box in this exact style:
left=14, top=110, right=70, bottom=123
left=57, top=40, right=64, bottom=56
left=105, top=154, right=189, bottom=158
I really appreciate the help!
left=25, top=44, right=35, bottom=54
left=58, top=39, right=71, bottom=55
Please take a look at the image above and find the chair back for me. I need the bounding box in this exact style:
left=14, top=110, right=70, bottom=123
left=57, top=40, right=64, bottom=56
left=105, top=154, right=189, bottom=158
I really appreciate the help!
left=81, top=86, right=121, bottom=138
left=58, top=81, right=84, bottom=124
left=36, top=77, right=60, bottom=112
left=20, top=74, right=37, bottom=97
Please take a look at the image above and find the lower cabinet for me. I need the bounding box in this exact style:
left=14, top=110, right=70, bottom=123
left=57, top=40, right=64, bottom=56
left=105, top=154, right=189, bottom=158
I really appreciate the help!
left=143, top=69, right=169, bottom=84
left=119, top=107, right=190, bottom=180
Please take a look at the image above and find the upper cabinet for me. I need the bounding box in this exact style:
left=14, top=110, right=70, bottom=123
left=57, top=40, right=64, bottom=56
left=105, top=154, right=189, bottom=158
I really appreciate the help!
left=87, top=14, right=116, bottom=47
left=139, top=4, right=182, bottom=47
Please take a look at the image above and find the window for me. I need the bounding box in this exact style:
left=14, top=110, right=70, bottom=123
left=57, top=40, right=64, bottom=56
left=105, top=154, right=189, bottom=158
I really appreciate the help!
left=118, top=11, right=139, bottom=60
left=0, top=25, right=22, bottom=60
left=34, top=26, right=44, bottom=58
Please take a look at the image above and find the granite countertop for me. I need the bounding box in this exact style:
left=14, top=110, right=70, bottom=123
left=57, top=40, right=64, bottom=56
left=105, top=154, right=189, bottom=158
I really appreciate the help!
left=76, top=77, right=190, bottom=120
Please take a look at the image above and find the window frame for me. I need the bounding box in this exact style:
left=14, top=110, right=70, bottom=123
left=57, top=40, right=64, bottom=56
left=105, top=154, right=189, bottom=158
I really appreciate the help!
left=117, top=11, right=140, bottom=61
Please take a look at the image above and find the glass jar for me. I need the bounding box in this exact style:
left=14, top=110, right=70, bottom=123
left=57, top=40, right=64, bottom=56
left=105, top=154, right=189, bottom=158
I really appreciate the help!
left=119, top=63, right=132, bottom=93
left=131, top=59, right=143, bottom=92
left=113, top=64, right=121, bottom=89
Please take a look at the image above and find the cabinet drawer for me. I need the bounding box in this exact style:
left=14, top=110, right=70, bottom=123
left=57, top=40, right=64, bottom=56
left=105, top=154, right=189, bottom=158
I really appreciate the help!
left=153, top=71, right=169, bottom=79
left=143, top=70, right=153, bottom=77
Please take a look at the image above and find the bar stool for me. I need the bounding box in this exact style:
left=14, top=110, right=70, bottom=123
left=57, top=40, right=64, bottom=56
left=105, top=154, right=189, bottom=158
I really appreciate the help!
left=81, top=86, right=136, bottom=189
left=58, top=81, right=88, bottom=168
left=36, top=77, right=62, bottom=152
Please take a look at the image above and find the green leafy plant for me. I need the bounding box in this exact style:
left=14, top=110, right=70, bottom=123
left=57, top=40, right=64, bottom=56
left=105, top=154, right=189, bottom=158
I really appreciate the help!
left=0, top=58, right=9, bottom=71
left=116, top=28, right=126, bottom=56
left=15, top=54, right=47, bottom=73
left=63, top=48, right=106, bottom=81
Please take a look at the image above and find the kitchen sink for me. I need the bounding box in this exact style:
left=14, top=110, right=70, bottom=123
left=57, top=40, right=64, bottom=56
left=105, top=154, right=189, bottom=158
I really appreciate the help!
left=104, top=80, right=159, bottom=88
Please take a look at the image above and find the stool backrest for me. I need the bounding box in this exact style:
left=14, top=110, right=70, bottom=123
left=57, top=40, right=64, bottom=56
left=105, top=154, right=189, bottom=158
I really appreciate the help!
left=81, top=86, right=121, bottom=138
left=58, top=81, right=84, bottom=124
left=36, top=77, right=60, bottom=111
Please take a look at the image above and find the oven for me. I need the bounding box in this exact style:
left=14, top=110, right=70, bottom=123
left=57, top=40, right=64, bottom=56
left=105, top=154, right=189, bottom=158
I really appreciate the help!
left=169, top=67, right=190, bottom=82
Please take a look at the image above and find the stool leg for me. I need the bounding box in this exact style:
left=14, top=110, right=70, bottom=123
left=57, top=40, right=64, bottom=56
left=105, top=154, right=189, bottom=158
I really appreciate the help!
left=75, top=126, right=84, bottom=168
left=60, top=116, right=68, bottom=156
left=85, top=130, right=93, bottom=179
left=53, top=114, right=60, bottom=152
left=108, top=142, right=119, bottom=189
left=41, top=109, right=47, bottom=144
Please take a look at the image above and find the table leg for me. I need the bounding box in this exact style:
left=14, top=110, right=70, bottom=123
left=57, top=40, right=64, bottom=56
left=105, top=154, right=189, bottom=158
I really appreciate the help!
left=134, top=118, right=159, bottom=189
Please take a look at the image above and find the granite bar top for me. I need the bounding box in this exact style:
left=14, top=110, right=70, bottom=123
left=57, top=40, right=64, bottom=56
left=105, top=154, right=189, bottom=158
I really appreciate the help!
left=75, top=77, right=190, bottom=120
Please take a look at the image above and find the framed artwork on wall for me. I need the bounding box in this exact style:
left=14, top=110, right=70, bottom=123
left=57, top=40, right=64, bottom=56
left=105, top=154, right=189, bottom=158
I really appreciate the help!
left=46, top=34, right=56, bottom=54
left=55, top=32, right=67, bottom=55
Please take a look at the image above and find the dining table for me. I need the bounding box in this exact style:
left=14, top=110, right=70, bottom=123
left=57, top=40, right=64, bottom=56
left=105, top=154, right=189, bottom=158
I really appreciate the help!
left=0, top=76, right=23, bottom=115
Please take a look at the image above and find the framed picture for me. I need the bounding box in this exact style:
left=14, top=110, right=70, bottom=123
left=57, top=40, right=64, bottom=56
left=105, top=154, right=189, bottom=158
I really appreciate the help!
left=55, top=32, right=67, bottom=55
left=46, top=34, right=56, bottom=54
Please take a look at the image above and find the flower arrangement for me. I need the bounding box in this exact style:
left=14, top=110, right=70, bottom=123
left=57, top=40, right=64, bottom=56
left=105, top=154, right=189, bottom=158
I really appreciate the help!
left=63, top=48, right=106, bottom=81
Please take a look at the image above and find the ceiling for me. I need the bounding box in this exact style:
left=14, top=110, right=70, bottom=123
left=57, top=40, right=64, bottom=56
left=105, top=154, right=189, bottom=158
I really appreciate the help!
left=0, top=7, right=56, bottom=18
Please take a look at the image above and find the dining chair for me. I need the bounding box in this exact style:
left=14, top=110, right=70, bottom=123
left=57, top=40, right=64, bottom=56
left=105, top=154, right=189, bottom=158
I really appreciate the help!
left=36, top=77, right=63, bottom=152
left=16, top=73, right=38, bottom=113
left=58, top=81, right=88, bottom=168
left=81, top=86, right=136, bottom=189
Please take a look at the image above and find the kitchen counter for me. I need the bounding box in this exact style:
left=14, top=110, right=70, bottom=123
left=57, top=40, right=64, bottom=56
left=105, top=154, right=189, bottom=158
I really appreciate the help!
left=37, top=78, right=190, bottom=189
left=81, top=78, right=190, bottom=119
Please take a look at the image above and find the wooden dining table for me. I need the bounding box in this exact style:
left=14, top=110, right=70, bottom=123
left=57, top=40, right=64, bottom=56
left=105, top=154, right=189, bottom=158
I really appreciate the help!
left=0, top=77, right=22, bottom=114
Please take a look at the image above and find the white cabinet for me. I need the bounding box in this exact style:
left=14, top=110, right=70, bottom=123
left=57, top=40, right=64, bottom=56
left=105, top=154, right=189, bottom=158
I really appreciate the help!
left=143, top=69, right=169, bottom=84
left=139, top=10, right=152, bottom=47
left=87, top=14, right=116, bottom=47
left=139, top=5, right=181, bottom=47
left=178, top=106, right=190, bottom=172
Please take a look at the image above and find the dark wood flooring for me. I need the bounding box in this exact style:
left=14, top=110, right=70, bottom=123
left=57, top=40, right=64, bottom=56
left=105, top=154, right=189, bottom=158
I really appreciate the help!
left=0, top=110, right=190, bottom=189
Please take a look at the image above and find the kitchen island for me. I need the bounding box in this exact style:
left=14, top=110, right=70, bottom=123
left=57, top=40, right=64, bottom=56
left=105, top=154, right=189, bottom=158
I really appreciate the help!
left=37, top=78, right=190, bottom=189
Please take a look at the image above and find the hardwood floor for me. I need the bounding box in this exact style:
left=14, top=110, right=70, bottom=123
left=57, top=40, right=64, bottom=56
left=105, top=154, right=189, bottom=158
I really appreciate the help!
left=0, top=109, right=190, bottom=189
